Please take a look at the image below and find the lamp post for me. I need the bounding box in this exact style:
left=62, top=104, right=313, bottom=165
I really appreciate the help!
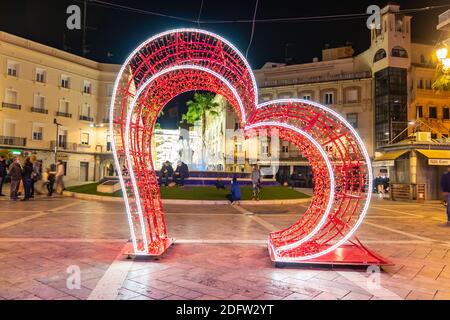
left=54, top=118, right=62, bottom=163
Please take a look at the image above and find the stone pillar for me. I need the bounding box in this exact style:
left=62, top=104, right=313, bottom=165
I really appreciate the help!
left=410, top=150, right=417, bottom=185
left=94, top=156, right=101, bottom=181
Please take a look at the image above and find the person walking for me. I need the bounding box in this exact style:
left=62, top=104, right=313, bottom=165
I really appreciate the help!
left=8, top=157, right=22, bottom=201
left=21, top=157, right=33, bottom=201
left=55, top=161, right=66, bottom=195
left=43, top=168, right=56, bottom=197
left=441, top=166, right=450, bottom=226
left=251, top=165, right=262, bottom=201
left=0, top=155, right=7, bottom=196
left=30, top=158, right=42, bottom=198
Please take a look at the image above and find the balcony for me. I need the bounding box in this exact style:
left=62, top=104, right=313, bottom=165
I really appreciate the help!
left=260, top=71, right=372, bottom=88
left=0, top=136, right=26, bottom=147
left=2, top=102, right=21, bottom=110
left=56, top=111, right=72, bottom=118
left=50, top=141, right=78, bottom=151
left=31, top=107, right=49, bottom=114
left=79, top=115, right=94, bottom=122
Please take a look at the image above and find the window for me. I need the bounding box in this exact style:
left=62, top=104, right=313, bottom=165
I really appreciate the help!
left=392, top=46, right=408, bottom=58
left=373, top=49, right=387, bottom=63
left=324, top=92, right=334, bottom=105
left=106, top=85, right=114, bottom=97
left=59, top=100, right=70, bottom=113
left=32, top=125, right=44, bottom=141
left=7, top=61, right=19, bottom=77
left=58, top=130, right=68, bottom=149
left=346, top=113, right=359, bottom=128
left=425, top=80, right=432, bottom=90
left=282, top=145, right=289, bottom=153
left=444, top=107, right=450, bottom=120
left=429, top=106, right=437, bottom=119
left=416, top=105, right=423, bottom=118
left=34, top=94, right=45, bottom=109
left=417, top=79, right=423, bottom=89
left=81, top=103, right=91, bottom=117
left=81, top=133, right=90, bottom=146
left=61, top=75, right=70, bottom=89
left=234, top=122, right=241, bottom=131
left=35, top=69, right=46, bottom=83
left=5, top=89, right=18, bottom=104
left=83, top=81, right=92, bottom=94
left=303, top=94, right=311, bottom=101
left=345, top=88, right=359, bottom=103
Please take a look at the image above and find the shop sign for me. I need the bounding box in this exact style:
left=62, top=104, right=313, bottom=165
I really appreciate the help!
left=57, top=153, right=69, bottom=161
left=372, top=160, right=395, bottom=167
left=428, top=159, right=450, bottom=166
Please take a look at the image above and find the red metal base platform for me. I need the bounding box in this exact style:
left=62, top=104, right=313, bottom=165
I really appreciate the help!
left=268, top=240, right=392, bottom=267
left=124, top=238, right=174, bottom=258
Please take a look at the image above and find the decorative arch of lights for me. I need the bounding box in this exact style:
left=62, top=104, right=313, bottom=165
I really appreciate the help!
left=110, top=29, right=379, bottom=264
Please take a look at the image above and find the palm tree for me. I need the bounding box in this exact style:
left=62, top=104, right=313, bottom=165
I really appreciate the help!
left=182, top=92, right=220, bottom=166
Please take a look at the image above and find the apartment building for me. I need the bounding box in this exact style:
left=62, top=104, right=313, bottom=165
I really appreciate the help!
left=0, top=32, right=119, bottom=186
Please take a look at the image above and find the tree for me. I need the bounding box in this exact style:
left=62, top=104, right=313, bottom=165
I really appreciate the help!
left=433, top=64, right=450, bottom=91
left=182, top=92, right=220, bottom=165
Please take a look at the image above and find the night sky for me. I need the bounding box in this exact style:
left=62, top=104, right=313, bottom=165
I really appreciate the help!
left=1, top=0, right=449, bottom=128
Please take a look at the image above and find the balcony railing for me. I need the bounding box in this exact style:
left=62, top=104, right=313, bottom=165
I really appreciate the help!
left=50, top=141, right=78, bottom=151
left=102, top=118, right=110, bottom=124
left=31, top=107, right=49, bottom=114
left=0, top=136, right=26, bottom=147
left=56, top=111, right=72, bottom=118
left=2, top=102, right=21, bottom=110
left=260, top=71, right=372, bottom=88
left=79, top=115, right=94, bottom=122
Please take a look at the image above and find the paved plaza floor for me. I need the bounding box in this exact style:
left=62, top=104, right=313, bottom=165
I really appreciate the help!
left=0, top=193, right=449, bottom=300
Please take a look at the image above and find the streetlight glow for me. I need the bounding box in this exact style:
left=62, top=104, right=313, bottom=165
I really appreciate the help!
left=437, top=47, right=448, bottom=61
left=442, top=58, right=450, bottom=70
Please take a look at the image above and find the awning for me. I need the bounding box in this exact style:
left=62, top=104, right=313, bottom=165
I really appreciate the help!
left=416, top=149, right=450, bottom=159
left=374, top=150, right=409, bottom=162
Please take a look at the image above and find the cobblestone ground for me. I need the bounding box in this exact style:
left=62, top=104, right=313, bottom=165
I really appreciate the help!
left=0, top=193, right=449, bottom=300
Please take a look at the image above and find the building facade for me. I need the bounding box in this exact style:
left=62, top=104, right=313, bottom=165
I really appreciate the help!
left=0, top=32, right=119, bottom=186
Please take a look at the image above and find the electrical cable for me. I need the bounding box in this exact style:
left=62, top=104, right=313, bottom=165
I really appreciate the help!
left=246, top=0, right=259, bottom=59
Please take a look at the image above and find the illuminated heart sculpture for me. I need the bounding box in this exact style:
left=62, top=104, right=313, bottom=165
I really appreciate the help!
left=110, top=29, right=377, bottom=264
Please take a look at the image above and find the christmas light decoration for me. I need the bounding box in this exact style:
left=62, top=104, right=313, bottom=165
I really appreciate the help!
left=110, top=29, right=386, bottom=265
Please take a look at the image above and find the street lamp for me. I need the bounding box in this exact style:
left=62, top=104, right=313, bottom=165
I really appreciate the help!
left=54, top=118, right=62, bottom=163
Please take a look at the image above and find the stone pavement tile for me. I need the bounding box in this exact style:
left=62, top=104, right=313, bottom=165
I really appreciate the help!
left=405, top=290, right=437, bottom=300
left=145, top=279, right=203, bottom=300
left=434, top=290, right=450, bottom=300
left=341, top=292, right=373, bottom=300
left=391, top=265, right=424, bottom=280
left=24, top=284, right=68, bottom=300
left=194, top=278, right=265, bottom=299
left=280, top=277, right=349, bottom=297
left=117, top=288, right=143, bottom=300
left=313, top=292, right=342, bottom=300
left=173, top=279, right=233, bottom=299
left=241, top=275, right=318, bottom=297
left=130, top=267, right=187, bottom=284
left=81, top=278, right=102, bottom=290
left=228, top=294, right=253, bottom=300
left=12, top=291, right=43, bottom=300
left=54, top=295, right=80, bottom=300
left=283, top=292, right=313, bottom=300
left=194, top=295, right=221, bottom=300
left=313, top=271, right=340, bottom=281
left=307, top=276, right=371, bottom=296
left=121, top=280, right=172, bottom=300
left=415, top=265, right=446, bottom=280
left=163, top=295, right=186, bottom=300
left=254, top=293, right=284, bottom=300
left=129, top=295, right=155, bottom=300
